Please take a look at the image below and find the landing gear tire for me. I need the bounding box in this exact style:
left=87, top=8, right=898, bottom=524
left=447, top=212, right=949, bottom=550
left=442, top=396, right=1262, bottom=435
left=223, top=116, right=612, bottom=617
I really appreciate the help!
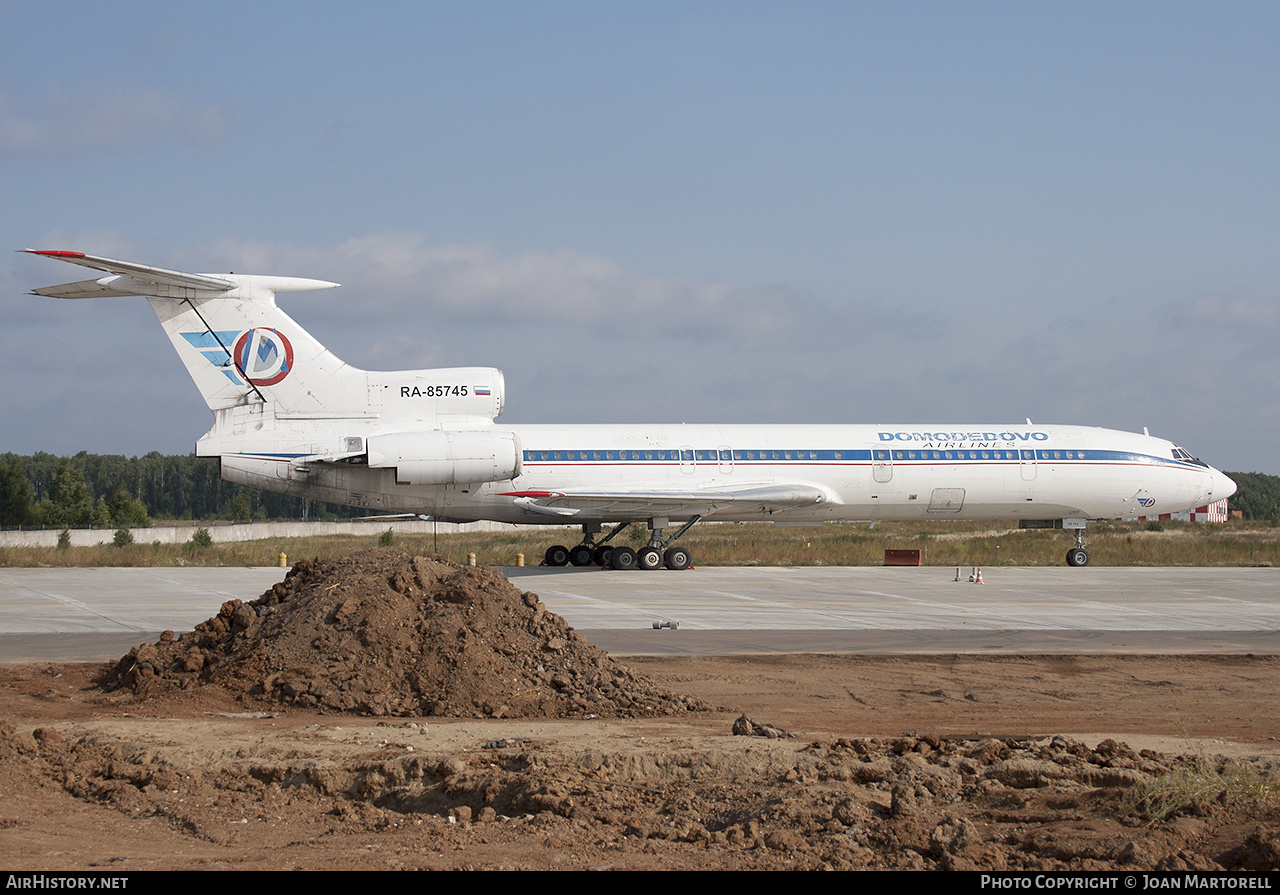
left=569, top=545, right=594, bottom=567
left=664, top=546, right=692, bottom=570
left=593, top=545, right=614, bottom=567
left=638, top=546, right=664, bottom=571
left=1066, top=547, right=1090, bottom=567
left=545, top=545, right=570, bottom=567
left=610, top=546, right=638, bottom=570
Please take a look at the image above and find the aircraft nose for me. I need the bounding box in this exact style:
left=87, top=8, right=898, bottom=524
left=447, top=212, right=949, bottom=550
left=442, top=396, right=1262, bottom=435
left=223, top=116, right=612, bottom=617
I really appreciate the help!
left=1209, top=468, right=1237, bottom=502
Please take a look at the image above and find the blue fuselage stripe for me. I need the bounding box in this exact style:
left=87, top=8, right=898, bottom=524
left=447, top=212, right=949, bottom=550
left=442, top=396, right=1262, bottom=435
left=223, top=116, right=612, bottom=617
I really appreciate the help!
left=518, top=448, right=1198, bottom=469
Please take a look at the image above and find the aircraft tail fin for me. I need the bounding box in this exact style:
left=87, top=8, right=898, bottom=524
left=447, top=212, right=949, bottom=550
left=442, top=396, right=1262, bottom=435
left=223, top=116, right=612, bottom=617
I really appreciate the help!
left=26, top=249, right=367, bottom=418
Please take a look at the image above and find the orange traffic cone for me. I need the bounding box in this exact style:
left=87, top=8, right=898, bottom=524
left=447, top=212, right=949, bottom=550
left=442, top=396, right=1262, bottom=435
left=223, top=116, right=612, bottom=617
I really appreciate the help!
left=974, top=567, right=984, bottom=584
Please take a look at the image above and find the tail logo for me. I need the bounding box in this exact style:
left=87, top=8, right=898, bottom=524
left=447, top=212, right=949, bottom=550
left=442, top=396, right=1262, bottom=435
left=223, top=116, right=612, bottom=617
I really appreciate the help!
left=231, top=328, right=294, bottom=386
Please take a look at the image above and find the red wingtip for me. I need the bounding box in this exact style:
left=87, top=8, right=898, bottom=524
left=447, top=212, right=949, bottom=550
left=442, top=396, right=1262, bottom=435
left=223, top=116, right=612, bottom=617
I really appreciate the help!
left=24, top=249, right=86, bottom=258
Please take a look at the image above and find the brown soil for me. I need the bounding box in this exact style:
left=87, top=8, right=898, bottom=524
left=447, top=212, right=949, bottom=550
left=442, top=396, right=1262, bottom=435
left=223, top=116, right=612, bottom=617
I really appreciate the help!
left=1, top=550, right=1277, bottom=871
left=100, top=551, right=701, bottom=719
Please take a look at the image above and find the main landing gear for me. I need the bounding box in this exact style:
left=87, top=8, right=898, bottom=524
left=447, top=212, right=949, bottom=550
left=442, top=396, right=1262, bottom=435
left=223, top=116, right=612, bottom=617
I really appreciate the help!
left=543, top=522, right=628, bottom=568
left=543, top=517, right=701, bottom=571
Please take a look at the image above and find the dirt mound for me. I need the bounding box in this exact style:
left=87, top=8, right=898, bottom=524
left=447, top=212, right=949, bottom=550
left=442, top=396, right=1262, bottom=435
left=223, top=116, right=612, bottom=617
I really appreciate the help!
left=101, top=550, right=704, bottom=718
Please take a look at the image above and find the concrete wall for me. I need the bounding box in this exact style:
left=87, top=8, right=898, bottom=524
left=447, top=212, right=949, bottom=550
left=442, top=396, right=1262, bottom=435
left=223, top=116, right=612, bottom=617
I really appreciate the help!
left=0, top=519, right=567, bottom=548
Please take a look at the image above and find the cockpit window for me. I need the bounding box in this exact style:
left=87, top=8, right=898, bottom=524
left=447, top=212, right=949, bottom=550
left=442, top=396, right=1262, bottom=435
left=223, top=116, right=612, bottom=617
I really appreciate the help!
left=1171, top=445, right=1208, bottom=467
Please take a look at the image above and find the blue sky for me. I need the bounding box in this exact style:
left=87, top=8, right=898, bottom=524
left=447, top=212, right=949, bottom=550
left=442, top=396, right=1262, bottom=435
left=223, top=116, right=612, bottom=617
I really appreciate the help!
left=3, top=2, right=1278, bottom=472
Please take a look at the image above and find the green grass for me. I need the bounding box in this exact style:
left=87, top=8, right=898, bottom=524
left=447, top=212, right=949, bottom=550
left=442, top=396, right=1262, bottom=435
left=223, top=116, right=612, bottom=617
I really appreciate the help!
left=3, top=519, right=1280, bottom=569
left=1121, top=749, right=1280, bottom=822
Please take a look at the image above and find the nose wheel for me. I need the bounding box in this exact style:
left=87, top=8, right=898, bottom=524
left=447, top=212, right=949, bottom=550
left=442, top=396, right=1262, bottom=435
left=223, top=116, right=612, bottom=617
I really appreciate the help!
left=1065, top=523, right=1090, bottom=566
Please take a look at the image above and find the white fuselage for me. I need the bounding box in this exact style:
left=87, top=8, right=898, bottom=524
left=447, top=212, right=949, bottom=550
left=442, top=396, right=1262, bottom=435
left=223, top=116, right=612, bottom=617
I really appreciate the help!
left=220, top=422, right=1232, bottom=526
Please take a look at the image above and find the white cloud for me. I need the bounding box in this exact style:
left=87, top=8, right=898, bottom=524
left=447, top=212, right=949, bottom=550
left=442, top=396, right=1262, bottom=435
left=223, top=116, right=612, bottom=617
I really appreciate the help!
left=1172, top=294, right=1279, bottom=331
left=196, top=233, right=802, bottom=340
left=192, top=230, right=849, bottom=350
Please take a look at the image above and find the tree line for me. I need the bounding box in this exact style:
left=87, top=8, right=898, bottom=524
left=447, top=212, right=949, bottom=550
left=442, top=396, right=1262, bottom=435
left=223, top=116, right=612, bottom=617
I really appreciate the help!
left=0, top=452, right=362, bottom=527
left=1, top=450, right=1277, bottom=528
left=1218, top=471, right=1280, bottom=522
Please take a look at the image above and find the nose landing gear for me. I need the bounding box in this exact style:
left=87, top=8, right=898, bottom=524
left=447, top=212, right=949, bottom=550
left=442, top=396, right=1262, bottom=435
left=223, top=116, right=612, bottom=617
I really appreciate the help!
left=1065, top=522, right=1090, bottom=566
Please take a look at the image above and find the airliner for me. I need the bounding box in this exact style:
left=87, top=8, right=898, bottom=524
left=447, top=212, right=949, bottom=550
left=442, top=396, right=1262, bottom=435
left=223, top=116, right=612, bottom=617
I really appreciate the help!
left=26, top=249, right=1236, bottom=569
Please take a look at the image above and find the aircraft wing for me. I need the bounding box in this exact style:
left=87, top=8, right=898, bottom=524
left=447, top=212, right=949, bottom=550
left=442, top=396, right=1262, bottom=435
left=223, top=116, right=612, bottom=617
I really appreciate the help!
left=355, top=513, right=434, bottom=522
left=25, top=250, right=236, bottom=299
left=499, top=483, right=832, bottom=519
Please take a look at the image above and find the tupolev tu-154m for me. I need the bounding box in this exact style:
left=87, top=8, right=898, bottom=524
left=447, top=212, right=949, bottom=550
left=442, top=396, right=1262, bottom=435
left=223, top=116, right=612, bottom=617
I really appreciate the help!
left=27, top=248, right=1236, bottom=569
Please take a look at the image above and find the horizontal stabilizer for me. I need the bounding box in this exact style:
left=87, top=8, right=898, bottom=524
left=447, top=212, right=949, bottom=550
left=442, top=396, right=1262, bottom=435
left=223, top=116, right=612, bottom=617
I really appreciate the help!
left=25, top=250, right=235, bottom=298
left=31, top=277, right=149, bottom=299
left=24, top=250, right=338, bottom=300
